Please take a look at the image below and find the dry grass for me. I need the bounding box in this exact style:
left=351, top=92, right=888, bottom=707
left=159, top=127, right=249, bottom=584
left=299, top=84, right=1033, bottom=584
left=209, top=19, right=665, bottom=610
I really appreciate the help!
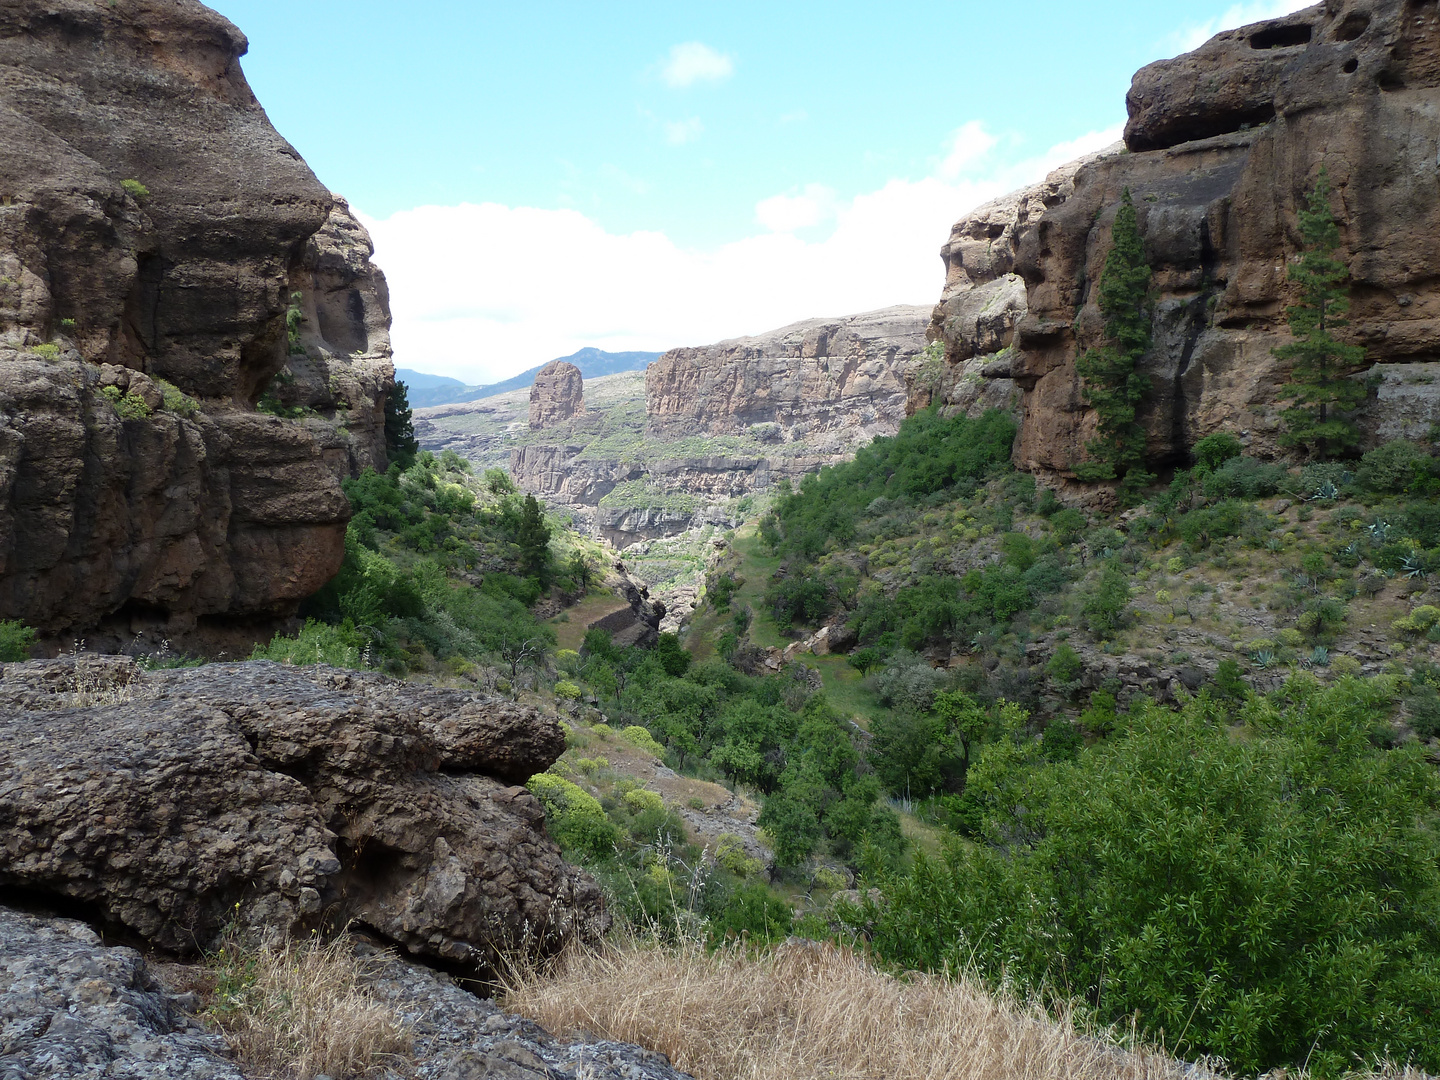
left=205, top=934, right=412, bottom=1080
left=505, top=938, right=1440, bottom=1080
left=504, top=937, right=1200, bottom=1080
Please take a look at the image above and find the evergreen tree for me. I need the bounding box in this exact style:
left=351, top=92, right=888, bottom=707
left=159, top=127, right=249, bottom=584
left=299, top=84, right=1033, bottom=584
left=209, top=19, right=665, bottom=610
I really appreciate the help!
left=514, top=493, right=552, bottom=584
left=1273, top=169, right=1367, bottom=458
left=1075, top=189, right=1155, bottom=504
left=384, top=380, right=419, bottom=466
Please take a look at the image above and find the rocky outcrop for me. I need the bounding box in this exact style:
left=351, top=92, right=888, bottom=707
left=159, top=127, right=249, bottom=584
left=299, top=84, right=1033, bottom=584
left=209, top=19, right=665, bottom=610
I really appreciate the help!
left=0, top=1, right=395, bottom=649
left=0, top=905, right=695, bottom=1080
left=0, top=658, right=601, bottom=972
left=647, top=305, right=930, bottom=439
left=529, top=361, right=585, bottom=430
left=927, top=0, right=1440, bottom=483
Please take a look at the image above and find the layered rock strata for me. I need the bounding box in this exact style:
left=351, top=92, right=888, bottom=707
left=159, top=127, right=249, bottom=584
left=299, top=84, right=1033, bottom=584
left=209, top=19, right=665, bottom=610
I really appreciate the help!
left=927, top=0, right=1440, bottom=482
left=647, top=305, right=930, bottom=439
left=0, top=0, right=395, bottom=649
left=529, top=360, right=586, bottom=429
left=0, top=658, right=601, bottom=973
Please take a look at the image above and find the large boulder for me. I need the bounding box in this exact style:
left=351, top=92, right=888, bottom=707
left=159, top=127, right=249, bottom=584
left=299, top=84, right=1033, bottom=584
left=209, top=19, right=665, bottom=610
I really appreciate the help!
left=0, top=659, right=601, bottom=973
left=0, top=1, right=395, bottom=650
left=927, top=0, right=1440, bottom=482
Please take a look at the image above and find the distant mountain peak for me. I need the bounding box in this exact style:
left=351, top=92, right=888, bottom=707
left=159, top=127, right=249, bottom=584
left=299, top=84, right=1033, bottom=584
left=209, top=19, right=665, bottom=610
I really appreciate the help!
left=398, top=347, right=663, bottom=408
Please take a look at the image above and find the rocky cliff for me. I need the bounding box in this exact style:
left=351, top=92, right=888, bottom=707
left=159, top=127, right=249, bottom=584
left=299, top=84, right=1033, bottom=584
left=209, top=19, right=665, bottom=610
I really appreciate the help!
left=928, top=0, right=1440, bottom=484
left=647, top=305, right=931, bottom=440
left=0, top=0, right=394, bottom=650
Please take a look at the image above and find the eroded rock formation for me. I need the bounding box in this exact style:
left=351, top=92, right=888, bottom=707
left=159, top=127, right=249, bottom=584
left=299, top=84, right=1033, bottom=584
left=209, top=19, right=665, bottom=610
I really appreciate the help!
left=927, top=0, right=1440, bottom=483
left=529, top=360, right=586, bottom=429
left=647, top=305, right=929, bottom=439
left=0, top=0, right=395, bottom=649
left=0, top=658, right=601, bottom=973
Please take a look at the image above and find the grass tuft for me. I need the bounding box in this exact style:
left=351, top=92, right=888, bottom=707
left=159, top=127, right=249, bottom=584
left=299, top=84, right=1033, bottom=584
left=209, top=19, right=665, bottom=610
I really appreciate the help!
left=206, top=933, right=412, bottom=1080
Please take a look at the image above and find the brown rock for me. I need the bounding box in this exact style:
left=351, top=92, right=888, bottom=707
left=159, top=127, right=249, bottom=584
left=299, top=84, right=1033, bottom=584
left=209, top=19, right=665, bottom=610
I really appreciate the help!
left=0, top=1, right=397, bottom=649
left=0, top=659, right=602, bottom=971
left=927, top=0, right=1440, bottom=483
left=647, top=305, right=929, bottom=439
left=529, top=361, right=585, bottom=429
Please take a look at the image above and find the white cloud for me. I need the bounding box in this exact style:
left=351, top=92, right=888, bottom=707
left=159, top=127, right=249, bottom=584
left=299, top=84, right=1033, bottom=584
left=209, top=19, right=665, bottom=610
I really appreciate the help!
left=755, top=184, right=838, bottom=232
left=362, top=123, right=1126, bottom=385
left=937, top=121, right=999, bottom=180
left=663, top=117, right=704, bottom=146
left=1169, top=0, right=1316, bottom=54
left=660, top=42, right=734, bottom=88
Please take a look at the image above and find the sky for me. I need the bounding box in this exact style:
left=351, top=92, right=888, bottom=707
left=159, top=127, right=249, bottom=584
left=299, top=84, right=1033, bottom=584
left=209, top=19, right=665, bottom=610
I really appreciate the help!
left=210, top=0, right=1313, bottom=385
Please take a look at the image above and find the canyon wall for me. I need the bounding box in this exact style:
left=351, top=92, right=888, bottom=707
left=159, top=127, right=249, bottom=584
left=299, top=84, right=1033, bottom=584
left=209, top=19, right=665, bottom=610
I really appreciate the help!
left=498, top=307, right=932, bottom=546
left=0, top=0, right=394, bottom=649
left=927, top=0, right=1440, bottom=484
left=647, top=305, right=931, bottom=440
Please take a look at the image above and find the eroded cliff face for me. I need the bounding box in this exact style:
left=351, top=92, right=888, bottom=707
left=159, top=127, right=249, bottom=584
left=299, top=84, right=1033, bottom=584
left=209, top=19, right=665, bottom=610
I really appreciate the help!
left=648, top=305, right=930, bottom=440
left=0, top=1, right=394, bottom=649
left=928, top=0, right=1440, bottom=485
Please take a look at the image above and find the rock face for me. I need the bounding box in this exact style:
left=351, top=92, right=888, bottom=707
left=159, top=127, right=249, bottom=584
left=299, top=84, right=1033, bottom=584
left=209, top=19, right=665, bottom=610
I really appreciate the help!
left=0, top=0, right=395, bottom=649
left=927, top=0, right=1440, bottom=483
left=647, top=305, right=929, bottom=439
left=0, top=658, right=601, bottom=972
left=0, top=906, right=245, bottom=1080
left=529, top=361, right=585, bottom=430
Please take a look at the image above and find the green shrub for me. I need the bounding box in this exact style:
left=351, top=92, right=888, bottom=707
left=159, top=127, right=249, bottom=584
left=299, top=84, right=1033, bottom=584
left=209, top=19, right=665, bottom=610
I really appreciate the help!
left=1191, top=431, right=1243, bottom=472
left=157, top=379, right=199, bottom=417
left=1358, top=439, right=1436, bottom=494
left=29, top=343, right=60, bottom=360
left=100, top=384, right=152, bottom=419
left=619, top=725, right=666, bottom=757
left=250, top=619, right=365, bottom=668
left=527, top=772, right=620, bottom=859
left=120, top=178, right=150, bottom=202
left=846, top=682, right=1440, bottom=1075
left=1046, top=642, right=1083, bottom=685
left=0, top=619, right=36, bottom=662
left=1081, top=563, right=1131, bottom=637
left=1200, top=456, right=1287, bottom=499
left=1394, top=605, right=1440, bottom=636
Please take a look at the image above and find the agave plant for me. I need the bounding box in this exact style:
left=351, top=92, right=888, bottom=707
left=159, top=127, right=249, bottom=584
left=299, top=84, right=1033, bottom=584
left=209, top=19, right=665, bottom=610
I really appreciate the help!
left=1310, top=645, right=1330, bottom=667
left=1402, top=553, right=1429, bottom=580
left=1253, top=649, right=1276, bottom=669
left=1368, top=519, right=1393, bottom=541
left=1308, top=479, right=1339, bottom=502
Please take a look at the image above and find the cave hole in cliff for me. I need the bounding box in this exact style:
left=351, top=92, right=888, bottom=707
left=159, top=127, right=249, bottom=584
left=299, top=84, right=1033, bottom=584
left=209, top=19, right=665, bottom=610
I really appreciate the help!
left=1378, top=66, right=1408, bottom=89
left=1343, top=56, right=1360, bottom=72
left=1155, top=103, right=1278, bottom=149
left=1334, top=12, right=1371, bottom=40
left=1250, top=23, right=1314, bottom=48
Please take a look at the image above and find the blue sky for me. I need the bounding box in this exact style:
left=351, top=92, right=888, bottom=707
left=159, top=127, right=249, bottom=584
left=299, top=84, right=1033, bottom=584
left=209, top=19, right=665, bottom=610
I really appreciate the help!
left=211, top=0, right=1311, bottom=383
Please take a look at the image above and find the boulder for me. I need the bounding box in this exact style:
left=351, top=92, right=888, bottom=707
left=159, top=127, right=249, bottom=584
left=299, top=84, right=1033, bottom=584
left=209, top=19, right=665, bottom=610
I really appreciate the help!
left=0, top=659, right=600, bottom=972
left=528, top=361, right=585, bottom=429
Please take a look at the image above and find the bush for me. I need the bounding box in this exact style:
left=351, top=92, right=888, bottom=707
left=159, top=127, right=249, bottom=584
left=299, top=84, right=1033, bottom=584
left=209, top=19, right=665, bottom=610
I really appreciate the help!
left=848, top=682, right=1440, bottom=1075
left=251, top=619, right=365, bottom=668
left=1358, top=439, right=1435, bottom=494
left=120, top=178, right=150, bottom=202
left=1200, top=455, right=1287, bottom=499
left=1081, top=563, right=1130, bottom=637
left=157, top=379, right=199, bottom=417
left=1046, top=642, right=1083, bottom=685
left=99, top=384, right=152, bottom=420
left=1191, top=431, right=1243, bottom=472
left=0, top=619, right=36, bottom=662
left=619, top=725, right=666, bottom=757
left=527, top=773, right=621, bottom=859
left=1394, top=605, right=1440, bottom=636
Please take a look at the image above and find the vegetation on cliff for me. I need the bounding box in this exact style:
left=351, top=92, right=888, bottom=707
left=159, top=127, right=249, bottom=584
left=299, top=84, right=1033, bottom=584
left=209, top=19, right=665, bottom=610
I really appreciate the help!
left=1274, top=171, right=1369, bottom=459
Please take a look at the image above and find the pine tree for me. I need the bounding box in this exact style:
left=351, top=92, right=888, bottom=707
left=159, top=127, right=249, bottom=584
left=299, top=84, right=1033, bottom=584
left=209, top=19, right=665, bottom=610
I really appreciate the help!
left=1075, top=189, right=1156, bottom=504
left=384, top=380, right=418, bottom=466
left=1273, top=169, right=1367, bottom=458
